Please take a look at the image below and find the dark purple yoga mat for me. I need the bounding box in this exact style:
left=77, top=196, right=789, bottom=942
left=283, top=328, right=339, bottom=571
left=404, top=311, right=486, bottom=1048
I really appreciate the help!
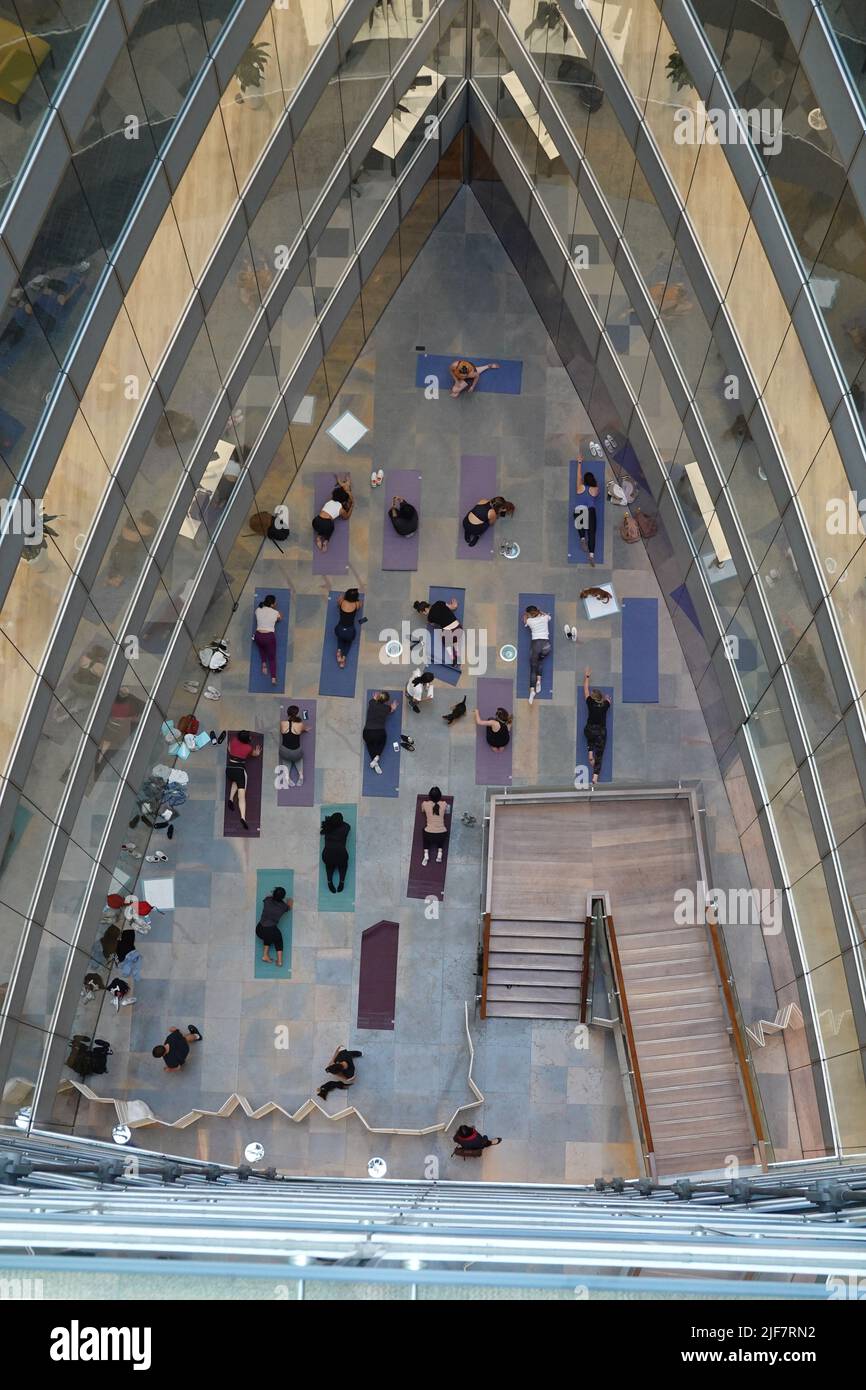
left=312, top=473, right=350, bottom=575
left=457, top=455, right=498, bottom=560
left=223, top=732, right=264, bottom=838
left=276, top=700, right=316, bottom=808
left=407, top=794, right=454, bottom=901
left=357, top=920, right=400, bottom=1030
left=382, top=470, right=422, bottom=571
left=475, top=677, right=513, bottom=786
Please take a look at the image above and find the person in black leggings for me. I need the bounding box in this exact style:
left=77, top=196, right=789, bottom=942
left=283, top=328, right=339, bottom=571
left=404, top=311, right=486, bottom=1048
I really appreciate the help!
left=334, top=588, right=363, bottom=668
left=388, top=495, right=418, bottom=537
left=362, top=690, right=397, bottom=775
left=583, top=667, right=611, bottom=783
left=317, top=1043, right=363, bottom=1099
left=321, top=811, right=351, bottom=893
left=475, top=706, right=512, bottom=751
left=573, top=460, right=599, bottom=565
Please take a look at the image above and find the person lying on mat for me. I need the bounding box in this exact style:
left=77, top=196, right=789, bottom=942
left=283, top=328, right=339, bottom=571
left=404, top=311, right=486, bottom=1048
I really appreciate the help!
left=256, top=886, right=292, bottom=967
left=334, top=587, right=364, bottom=669
left=363, top=690, right=398, bottom=776
left=452, top=1124, right=502, bottom=1154
left=312, top=474, right=353, bottom=551
left=583, top=669, right=611, bottom=784
left=414, top=597, right=463, bottom=666
left=462, top=495, right=515, bottom=548
left=523, top=605, right=552, bottom=705
left=279, top=706, right=310, bottom=788
left=475, top=706, right=512, bottom=752
left=388, top=495, right=418, bottom=537
left=573, top=459, right=600, bottom=566
left=449, top=358, right=500, bottom=397
left=254, top=593, right=283, bottom=686
left=321, top=811, right=351, bottom=893
left=421, top=786, right=450, bottom=867
left=226, top=730, right=262, bottom=830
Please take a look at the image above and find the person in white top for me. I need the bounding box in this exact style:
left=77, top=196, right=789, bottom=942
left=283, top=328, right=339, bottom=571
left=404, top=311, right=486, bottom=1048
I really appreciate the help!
left=254, top=594, right=283, bottom=685
left=312, top=475, right=353, bottom=551
left=523, top=605, right=552, bottom=705
left=406, top=668, right=435, bottom=712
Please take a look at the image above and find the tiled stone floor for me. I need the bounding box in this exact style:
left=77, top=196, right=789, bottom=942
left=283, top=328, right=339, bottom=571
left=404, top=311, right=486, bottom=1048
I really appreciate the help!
left=72, top=190, right=795, bottom=1181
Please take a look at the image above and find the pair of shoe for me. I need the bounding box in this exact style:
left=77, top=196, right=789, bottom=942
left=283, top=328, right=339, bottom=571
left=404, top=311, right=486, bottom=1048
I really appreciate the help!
left=421, top=849, right=443, bottom=866
left=145, top=851, right=167, bottom=863
left=210, top=730, right=226, bottom=744
left=400, top=735, right=415, bottom=751
left=370, top=757, right=383, bottom=775
left=370, top=469, right=384, bottom=486
left=563, top=624, right=578, bottom=641
left=204, top=686, right=221, bottom=700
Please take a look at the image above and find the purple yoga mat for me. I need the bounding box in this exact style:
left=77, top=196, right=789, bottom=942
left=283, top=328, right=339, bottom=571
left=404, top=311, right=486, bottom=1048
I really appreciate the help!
left=223, top=732, right=264, bottom=838
left=312, top=473, right=350, bottom=575
left=382, top=470, right=422, bottom=571
left=407, top=794, right=454, bottom=901
left=475, top=677, right=513, bottom=786
left=276, top=699, right=316, bottom=808
left=357, top=920, right=400, bottom=1030
left=457, top=455, right=497, bottom=560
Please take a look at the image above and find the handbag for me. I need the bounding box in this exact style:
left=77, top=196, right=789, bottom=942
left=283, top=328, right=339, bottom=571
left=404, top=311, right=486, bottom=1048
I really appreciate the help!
left=620, top=512, right=640, bottom=543
left=635, top=508, right=658, bottom=539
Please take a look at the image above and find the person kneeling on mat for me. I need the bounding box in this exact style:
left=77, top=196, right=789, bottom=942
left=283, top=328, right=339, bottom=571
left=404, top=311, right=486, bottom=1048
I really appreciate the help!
left=256, top=885, right=292, bottom=967
left=421, top=786, right=450, bottom=866
left=317, top=1043, right=362, bottom=1099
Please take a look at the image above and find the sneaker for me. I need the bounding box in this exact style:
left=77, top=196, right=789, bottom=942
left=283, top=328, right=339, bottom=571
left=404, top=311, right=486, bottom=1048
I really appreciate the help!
left=183, top=680, right=199, bottom=694
left=535, top=676, right=542, bottom=692
left=570, top=626, right=578, bottom=642
left=422, top=850, right=429, bottom=866
left=188, top=1026, right=202, bottom=1040
left=120, top=996, right=136, bottom=1007
left=371, top=470, right=378, bottom=486
left=564, top=624, right=574, bottom=641
left=436, top=848, right=443, bottom=863
left=588, top=553, right=596, bottom=568
left=528, top=689, right=536, bottom=705
left=372, top=761, right=383, bottom=775
left=204, top=686, right=221, bottom=700
left=375, top=469, right=384, bottom=485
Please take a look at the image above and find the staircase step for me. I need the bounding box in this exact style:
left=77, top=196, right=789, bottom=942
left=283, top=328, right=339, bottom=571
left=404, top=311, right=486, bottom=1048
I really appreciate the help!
left=640, top=1047, right=734, bottom=1074
left=654, top=1131, right=754, bottom=1158
left=488, top=968, right=580, bottom=989
left=485, top=1000, right=580, bottom=1020
left=656, top=1147, right=757, bottom=1176
left=488, top=951, right=581, bottom=972
left=646, top=1081, right=744, bottom=1113
left=622, top=960, right=714, bottom=985
left=643, top=1075, right=741, bottom=1102
left=614, top=913, right=703, bottom=937
left=490, top=919, right=584, bottom=940
left=489, top=935, right=584, bottom=956
left=638, top=1031, right=730, bottom=1059
left=651, top=1113, right=754, bottom=1139
left=629, top=998, right=725, bottom=1025
left=626, top=978, right=720, bottom=1001
left=487, top=984, right=578, bottom=1005
left=618, top=928, right=710, bottom=957
left=631, top=1012, right=727, bottom=1039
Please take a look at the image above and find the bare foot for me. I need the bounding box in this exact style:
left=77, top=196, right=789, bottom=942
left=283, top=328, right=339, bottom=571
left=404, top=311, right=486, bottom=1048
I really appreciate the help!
left=315, top=535, right=326, bottom=551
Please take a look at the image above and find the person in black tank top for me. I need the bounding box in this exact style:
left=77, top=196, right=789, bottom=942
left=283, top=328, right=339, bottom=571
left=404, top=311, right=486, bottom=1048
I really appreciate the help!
left=279, top=705, right=310, bottom=787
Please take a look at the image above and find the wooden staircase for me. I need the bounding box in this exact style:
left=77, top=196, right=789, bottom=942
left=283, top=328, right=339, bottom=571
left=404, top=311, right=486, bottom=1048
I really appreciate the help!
left=482, top=916, right=587, bottom=1020
left=609, top=907, right=762, bottom=1176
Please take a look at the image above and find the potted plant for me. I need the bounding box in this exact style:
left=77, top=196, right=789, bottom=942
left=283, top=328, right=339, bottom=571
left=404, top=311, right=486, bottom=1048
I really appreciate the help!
left=666, top=50, right=693, bottom=92
left=235, top=40, right=270, bottom=108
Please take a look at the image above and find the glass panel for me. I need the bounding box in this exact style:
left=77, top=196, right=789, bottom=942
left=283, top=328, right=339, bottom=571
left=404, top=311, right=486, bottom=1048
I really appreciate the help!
left=786, top=622, right=841, bottom=750
left=771, top=766, right=821, bottom=886
left=813, top=720, right=866, bottom=850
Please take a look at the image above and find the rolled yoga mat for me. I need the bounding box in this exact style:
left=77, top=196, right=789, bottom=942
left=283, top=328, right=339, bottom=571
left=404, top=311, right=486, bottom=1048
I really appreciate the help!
left=576, top=686, right=614, bottom=784
left=318, top=591, right=365, bottom=698
left=223, top=733, right=264, bottom=838
left=317, top=803, right=357, bottom=912
left=457, top=455, right=498, bottom=560
left=622, top=597, right=659, bottom=703
left=475, top=676, right=514, bottom=787
left=415, top=353, right=523, bottom=394
left=425, top=585, right=464, bottom=686
left=253, top=869, right=294, bottom=980
left=361, top=689, right=403, bottom=799
left=276, top=700, right=316, bottom=809
left=516, top=593, right=555, bottom=702
left=407, top=793, right=454, bottom=901
left=382, top=469, right=422, bottom=571
left=312, top=472, right=351, bottom=575
left=248, top=588, right=290, bottom=693
left=568, top=459, right=606, bottom=565
left=357, top=920, right=400, bottom=1031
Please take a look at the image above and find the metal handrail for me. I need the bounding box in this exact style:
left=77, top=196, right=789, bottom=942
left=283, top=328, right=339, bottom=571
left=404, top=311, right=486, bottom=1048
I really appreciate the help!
left=704, top=906, right=768, bottom=1169
left=603, top=911, right=657, bottom=1180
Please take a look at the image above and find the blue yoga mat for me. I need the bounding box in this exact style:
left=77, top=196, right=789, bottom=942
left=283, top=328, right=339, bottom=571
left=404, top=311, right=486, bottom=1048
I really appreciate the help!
left=622, top=598, right=659, bottom=703
left=427, top=586, right=465, bottom=687
left=568, top=460, right=606, bottom=565
left=318, top=591, right=365, bottom=698
left=576, top=686, right=614, bottom=784
left=248, top=589, right=290, bottom=693
left=670, top=584, right=703, bottom=636
left=362, top=689, right=403, bottom=799
left=415, top=354, right=523, bottom=394
left=516, top=593, right=555, bottom=702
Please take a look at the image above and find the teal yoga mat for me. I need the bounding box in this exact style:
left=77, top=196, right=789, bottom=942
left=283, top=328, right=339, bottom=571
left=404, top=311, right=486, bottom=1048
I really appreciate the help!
left=317, top=803, right=357, bottom=912
left=253, top=869, right=294, bottom=979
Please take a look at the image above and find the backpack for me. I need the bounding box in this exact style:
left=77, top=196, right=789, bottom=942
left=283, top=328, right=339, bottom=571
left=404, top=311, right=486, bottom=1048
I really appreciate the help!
left=177, top=714, right=199, bottom=736
left=620, top=512, right=640, bottom=543
left=66, top=1035, right=93, bottom=1076
left=635, top=508, right=658, bottom=539
left=267, top=517, right=289, bottom=542
left=88, top=1039, right=112, bottom=1076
